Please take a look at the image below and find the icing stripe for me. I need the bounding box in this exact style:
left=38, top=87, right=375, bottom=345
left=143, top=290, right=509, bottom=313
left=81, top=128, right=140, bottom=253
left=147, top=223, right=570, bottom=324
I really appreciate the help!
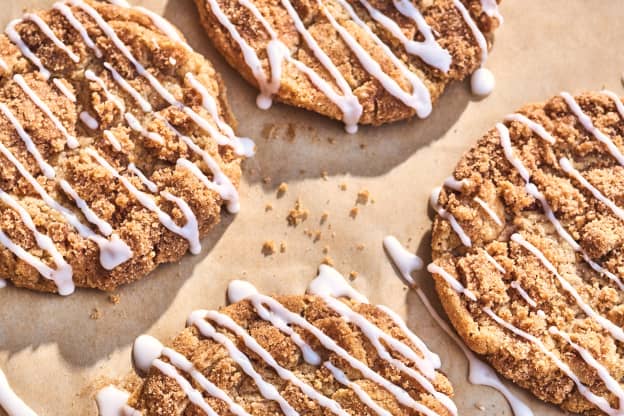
left=473, top=196, right=502, bottom=226
left=510, top=281, right=537, bottom=308
left=5, top=19, right=51, bottom=79
left=13, top=74, right=79, bottom=148
left=52, top=79, right=76, bottom=102
left=383, top=237, right=533, bottom=416
left=53, top=2, right=103, bottom=58
left=561, top=92, right=624, bottom=166
left=511, top=233, right=624, bottom=342
left=452, top=0, right=488, bottom=65
left=498, top=121, right=624, bottom=291
left=430, top=186, right=472, bottom=247
left=96, top=386, right=140, bottom=416
left=23, top=13, right=80, bottom=63
left=0, top=369, right=38, bottom=416
left=86, top=148, right=201, bottom=254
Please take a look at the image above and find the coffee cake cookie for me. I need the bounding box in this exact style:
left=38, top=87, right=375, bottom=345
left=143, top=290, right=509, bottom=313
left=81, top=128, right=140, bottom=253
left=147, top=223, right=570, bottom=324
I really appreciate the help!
left=97, top=266, right=456, bottom=416
left=195, top=0, right=503, bottom=133
left=0, top=1, right=254, bottom=295
left=430, top=91, right=624, bottom=414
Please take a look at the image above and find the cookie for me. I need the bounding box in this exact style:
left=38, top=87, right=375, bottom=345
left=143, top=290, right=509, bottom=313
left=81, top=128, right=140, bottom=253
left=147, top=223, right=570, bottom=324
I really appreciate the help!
left=430, top=91, right=624, bottom=414
left=97, top=266, right=456, bottom=416
left=194, top=0, right=503, bottom=133
left=0, top=0, right=254, bottom=295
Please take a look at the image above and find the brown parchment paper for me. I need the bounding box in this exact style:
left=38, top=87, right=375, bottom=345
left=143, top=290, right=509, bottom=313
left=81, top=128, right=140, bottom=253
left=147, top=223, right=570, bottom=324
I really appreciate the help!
left=1, top=1, right=624, bottom=414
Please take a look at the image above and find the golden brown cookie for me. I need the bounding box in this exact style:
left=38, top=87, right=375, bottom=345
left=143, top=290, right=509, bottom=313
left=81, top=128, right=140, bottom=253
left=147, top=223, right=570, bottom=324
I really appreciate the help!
left=430, top=91, right=624, bottom=415
left=194, top=0, right=503, bottom=132
left=0, top=1, right=253, bottom=294
left=97, top=267, right=455, bottom=415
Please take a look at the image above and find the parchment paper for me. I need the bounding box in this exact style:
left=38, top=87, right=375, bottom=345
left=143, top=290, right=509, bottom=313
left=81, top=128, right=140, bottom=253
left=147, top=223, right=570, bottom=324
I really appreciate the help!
left=1, top=1, right=624, bottom=414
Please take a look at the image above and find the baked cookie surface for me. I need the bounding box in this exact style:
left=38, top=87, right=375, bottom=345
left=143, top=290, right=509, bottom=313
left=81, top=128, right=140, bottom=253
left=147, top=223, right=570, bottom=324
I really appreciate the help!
left=194, top=0, right=502, bottom=132
left=0, top=1, right=252, bottom=294
left=430, top=91, right=624, bottom=414
left=98, top=266, right=455, bottom=416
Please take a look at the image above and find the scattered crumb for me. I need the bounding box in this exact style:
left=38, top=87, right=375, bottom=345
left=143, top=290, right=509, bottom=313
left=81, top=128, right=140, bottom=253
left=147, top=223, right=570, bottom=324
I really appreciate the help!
left=475, top=404, right=486, bottom=411
left=287, top=198, right=309, bottom=226
left=322, top=245, right=330, bottom=254
left=262, top=240, right=276, bottom=256
left=277, top=182, right=288, bottom=197
left=322, top=256, right=335, bottom=266
left=359, top=143, right=367, bottom=150
left=286, top=123, right=296, bottom=141
left=265, top=203, right=273, bottom=212
left=280, top=241, right=287, bottom=253
left=357, top=189, right=370, bottom=205
left=262, top=176, right=272, bottom=185
left=321, top=171, right=328, bottom=181
left=349, top=207, right=359, bottom=218
left=327, top=137, right=336, bottom=144
left=320, top=211, right=329, bottom=224
left=349, top=271, right=359, bottom=281
left=90, top=308, right=102, bottom=320
left=107, top=294, right=120, bottom=305
left=262, top=123, right=278, bottom=140
left=356, top=243, right=365, bottom=251
left=339, top=183, right=348, bottom=191
left=313, top=230, right=322, bottom=242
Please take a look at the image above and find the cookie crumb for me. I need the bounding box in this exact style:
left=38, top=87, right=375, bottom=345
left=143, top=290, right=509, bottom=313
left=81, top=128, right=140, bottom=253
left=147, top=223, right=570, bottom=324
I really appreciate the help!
left=349, top=207, right=359, bottom=218
left=349, top=271, right=359, bottom=281
left=262, top=176, right=272, bottom=184
left=90, top=308, right=102, bottom=320
left=280, top=241, right=287, bottom=253
left=277, top=182, right=288, bottom=197
left=339, top=183, right=348, bottom=191
left=287, top=198, right=309, bottom=226
left=357, top=189, right=370, bottom=205
left=265, top=203, right=273, bottom=212
left=108, top=294, right=120, bottom=305
left=475, top=404, right=486, bottom=411
left=313, top=230, right=322, bottom=242
left=320, top=171, right=328, bottom=180
left=322, top=245, right=330, bottom=254
left=356, top=243, right=365, bottom=251
left=320, top=211, right=329, bottom=224
left=262, top=240, right=276, bottom=256
left=322, top=256, right=335, bottom=266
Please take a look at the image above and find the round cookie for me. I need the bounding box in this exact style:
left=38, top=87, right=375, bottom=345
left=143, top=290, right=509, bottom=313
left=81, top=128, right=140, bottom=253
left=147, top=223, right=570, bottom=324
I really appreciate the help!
left=430, top=91, right=624, bottom=414
left=0, top=1, right=253, bottom=294
left=98, top=267, right=456, bottom=416
left=194, top=0, right=503, bottom=132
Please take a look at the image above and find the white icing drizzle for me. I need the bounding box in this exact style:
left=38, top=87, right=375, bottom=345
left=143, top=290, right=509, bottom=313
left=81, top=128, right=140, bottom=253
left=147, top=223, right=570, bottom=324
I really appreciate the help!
left=602, top=90, right=624, bottom=118
left=0, top=279, right=6, bottom=288
left=484, top=251, right=505, bottom=273
left=498, top=122, right=624, bottom=291
left=561, top=92, right=624, bottom=166
left=480, top=0, right=504, bottom=23
left=511, top=233, right=624, bottom=342
left=128, top=163, right=158, bottom=193
left=53, top=3, right=103, bottom=58
left=80, top=111, right=99, bottom=130
left=307, top=267, right=457, bottom=414
left=85, top=70, right=126, bottom=113
left=23, top=13, right=79, bottom=63
left=96, top=386, right=140, bottom=416
left=0, top=103, right=55, bottom=179
left=383, top=236, right=533, bottom=416
left=86, top=148, right=201, bottom=254
left=206, top=0, right=495, bottom=129
left=482, top=307, right=619, bottom=415
left=0, top=141, right=132, bottom=273
left=13, top=74, right=79, bottom=149
left=52, top=78, right=76, bottom=102
left=473, top=196, right=502, bottom=226
left=509, top=281, right=537, bottom=308
left=470, top=68, right=495, bottom=97
left=427, top=263, right=477, bottom=301
left=5, top=20, right=51, bottom=80
left=430, top=186, right=472, bottom=247
left=59, top=180, right=113, bottom=236
left=443, top=176, right=469, bottom=192
left=559, top=157, right=624, bottom=221
left=192, top=310, right=352, bottom=416
left=103, top=130, right=122, bottom=152
left=386, top=0, right=452, bottom=72
left=70, top=0, right=254, bottom=157
left=504, top=113, right=556, bottom=144
left=102, top=62, right=152, bottom=113
left=0, top=369, right=38, bottom=416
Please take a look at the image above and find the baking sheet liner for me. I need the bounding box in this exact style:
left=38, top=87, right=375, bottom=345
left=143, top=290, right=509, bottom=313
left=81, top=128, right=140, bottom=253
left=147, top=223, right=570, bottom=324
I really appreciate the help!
left=1, top=1, right=624, bottom=414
